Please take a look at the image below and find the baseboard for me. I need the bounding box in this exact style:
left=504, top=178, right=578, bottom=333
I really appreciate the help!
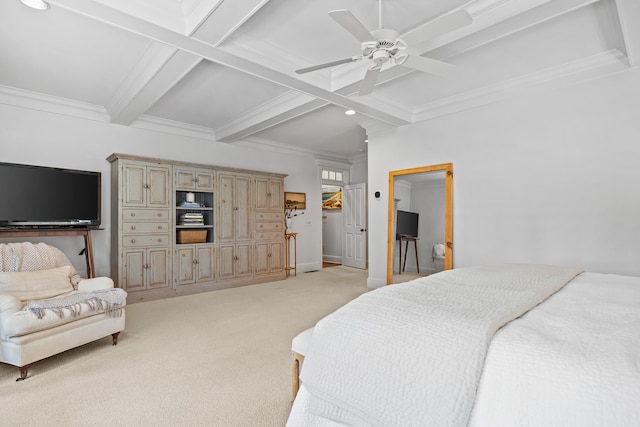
left=297, top=261, right=323, bottom=273
left=367, top=276, right=386, bottom=289
left=322, top=254, right=342, bottom=264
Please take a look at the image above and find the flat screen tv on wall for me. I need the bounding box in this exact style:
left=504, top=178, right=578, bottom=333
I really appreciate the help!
left=0, top=162, right=101, bottom=228
left=396, top=210, right=419, bottom=239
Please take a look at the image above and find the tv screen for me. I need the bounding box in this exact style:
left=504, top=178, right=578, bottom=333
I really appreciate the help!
left=396, top=210, right=419, bottom=239
left=0, top=162, right=101, bottom=227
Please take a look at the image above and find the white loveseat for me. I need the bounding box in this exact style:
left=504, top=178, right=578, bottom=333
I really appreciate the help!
left=0, top=242, right=126, bottom=381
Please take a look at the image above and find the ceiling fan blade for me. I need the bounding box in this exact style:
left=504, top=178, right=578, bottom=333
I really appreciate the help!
left=295, top=57, right=358, bottom=74
left=401, top=9, right=472, bottom=46
left=329, top=9, right=375, bottom=43
left=399, top=54, right=455, bottom=76
left=359, top=66, right=381, bottom=96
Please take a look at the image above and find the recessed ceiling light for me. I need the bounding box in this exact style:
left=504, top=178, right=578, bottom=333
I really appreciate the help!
left=20, top=0, right=49, bottom=10
left=345, top=109, right=356, bottom=116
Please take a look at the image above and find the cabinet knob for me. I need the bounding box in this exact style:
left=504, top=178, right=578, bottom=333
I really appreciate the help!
left=157, top=213, right=162, bottom=217
left=234, top=256, right=238, bottom=261
left=158, top=225, right=163, bottom=230
left=130, top=212, right=136, bottom=217
left=130, top=225, right=136, bottom=230
left=267, top=193, right=271, bottom=197
left=130, top=239, right=136, bottom=244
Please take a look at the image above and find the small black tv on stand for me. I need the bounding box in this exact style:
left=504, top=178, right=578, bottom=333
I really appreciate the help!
left=395, top=210, right=419, bottom=240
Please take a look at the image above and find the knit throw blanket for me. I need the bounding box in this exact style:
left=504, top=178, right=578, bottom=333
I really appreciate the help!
left=23, top=288, right=127, bottom=319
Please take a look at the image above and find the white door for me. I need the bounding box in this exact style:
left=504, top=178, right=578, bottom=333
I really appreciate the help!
left=343, top=183, right=367, bottom=269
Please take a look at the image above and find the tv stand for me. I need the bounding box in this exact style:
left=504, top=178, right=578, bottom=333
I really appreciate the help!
left=397, top=236, right=419, bottom=275
left=0, top=227, right=100, bottom=278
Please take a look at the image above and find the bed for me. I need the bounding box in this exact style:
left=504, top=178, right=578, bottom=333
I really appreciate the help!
left=286, top=264, right=640, bottom=427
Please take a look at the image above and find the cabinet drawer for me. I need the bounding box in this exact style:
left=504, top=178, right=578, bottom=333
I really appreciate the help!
left=256, top=231, right=283, bottom=241
left=256, top=212, right=283, bottom=222
left=122, top=234, right=170, bottom=247
left=256, top=221, right=283, bottom=232
left=122, top=209, right=169, bottom=221
left=122, top=222, right=169, bottom=234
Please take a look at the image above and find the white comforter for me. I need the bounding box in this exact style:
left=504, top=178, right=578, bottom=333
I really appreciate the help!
left=293, top=264, right=583, bottom=427
left=288, top=269, right=640, bottom=427
left=468, top=272, right=640, bottom=426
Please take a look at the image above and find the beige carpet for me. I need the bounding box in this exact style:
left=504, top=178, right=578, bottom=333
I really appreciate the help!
left=0, top=266, right=369, bottom=426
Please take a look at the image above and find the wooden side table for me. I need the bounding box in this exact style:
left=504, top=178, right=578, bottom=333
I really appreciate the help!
left=285, top=232, right=298, bottom=277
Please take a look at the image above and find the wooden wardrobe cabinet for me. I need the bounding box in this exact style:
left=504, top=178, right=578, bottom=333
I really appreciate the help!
left=108, top=153, right=286, bottom=303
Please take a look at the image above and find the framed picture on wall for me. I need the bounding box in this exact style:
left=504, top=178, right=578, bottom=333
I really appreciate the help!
left=322, top=186, right=342, bottom=210
left=285, top=192, right=306, bottom=210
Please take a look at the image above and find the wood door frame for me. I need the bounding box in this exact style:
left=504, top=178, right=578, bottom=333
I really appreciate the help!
left=386, top=163, right=453, bottom=285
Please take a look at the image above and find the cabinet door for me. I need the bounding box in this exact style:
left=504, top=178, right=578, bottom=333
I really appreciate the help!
left=175, top=168, right=215, bottom=191
left=218, top=244, right=236, bottom=280
left=175, top=169, right=196, bottom=190
left=176, top=246, right=196, bottom=286
left=269, top=240, right=284, bottom=274
left=196, top=245, right=215, bottom=282
left=147, top=247, right=171, bottom=289
left=269, top=179, right=284, bottom=211
left=122, top=163, right=146, bottom=207
left=195, top=171, right=215, bottom=191
left=255, top=177, right=270, bottom=211
left=235, top=174, right=252, bottom=241
left=236, top=243, right=253, bottom=277
left=255, top=242, right=270, bottom=275
left=218, top=174, right=235, bottom=242
left=123, top=249, right=145, bottom=291
left=147, top=166, right=171, bottom=208
left=256, top=177, right=283, bottom=211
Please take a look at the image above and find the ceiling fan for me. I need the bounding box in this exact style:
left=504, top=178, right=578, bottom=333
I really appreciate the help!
left=295, top=0, right=473, bottom=95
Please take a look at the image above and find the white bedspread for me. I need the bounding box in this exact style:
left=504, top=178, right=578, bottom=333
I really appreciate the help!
left=296, top=264, right=582, bottom=427
left=469, top=272, right=640, bottom=426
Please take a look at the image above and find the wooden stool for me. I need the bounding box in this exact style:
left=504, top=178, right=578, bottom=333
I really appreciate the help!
left=291, top=327, right=314, bottom=400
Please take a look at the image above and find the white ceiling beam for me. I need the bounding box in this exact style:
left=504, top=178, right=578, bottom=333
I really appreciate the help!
left=106, top=42, right=202, bottom=126
left=107, top=0, right=266, bottom=126
left=190, top=0, right=269, bottom=46
left=47, top=0, right=410, bottom=127
left=614, top=0, right=640, bottom=66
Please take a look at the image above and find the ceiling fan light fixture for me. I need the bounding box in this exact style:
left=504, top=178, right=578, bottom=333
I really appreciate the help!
left=20, top=0, right=49, bottom=10
left=345, top=109, right=356, bottom=116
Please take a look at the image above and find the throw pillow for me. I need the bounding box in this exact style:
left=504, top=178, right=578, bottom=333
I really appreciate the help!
left=0, top=266, right=74, bottom=302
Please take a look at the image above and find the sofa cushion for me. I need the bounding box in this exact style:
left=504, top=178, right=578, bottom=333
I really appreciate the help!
left=0, top=266, right=74, bottom=302
left=1, top=291, right=107, bottom=338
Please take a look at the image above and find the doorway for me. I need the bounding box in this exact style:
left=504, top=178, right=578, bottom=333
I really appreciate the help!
left=386, top=164, right=453, bottom=285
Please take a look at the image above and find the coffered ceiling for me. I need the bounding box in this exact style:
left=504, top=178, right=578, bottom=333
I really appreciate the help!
left=1, top=0, right=638, bottom=159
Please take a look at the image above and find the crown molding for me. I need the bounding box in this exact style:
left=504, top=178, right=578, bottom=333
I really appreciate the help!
left=131, top=115, right=216, bottom=140
left=0, top=85, right=108, bottom=122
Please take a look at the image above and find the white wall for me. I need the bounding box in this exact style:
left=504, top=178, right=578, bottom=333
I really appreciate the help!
left=0, top=104, right=326, bottom=276
left=410, top=180, right=445, bottom=274
left=367, top=68, right=640, bottom=287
